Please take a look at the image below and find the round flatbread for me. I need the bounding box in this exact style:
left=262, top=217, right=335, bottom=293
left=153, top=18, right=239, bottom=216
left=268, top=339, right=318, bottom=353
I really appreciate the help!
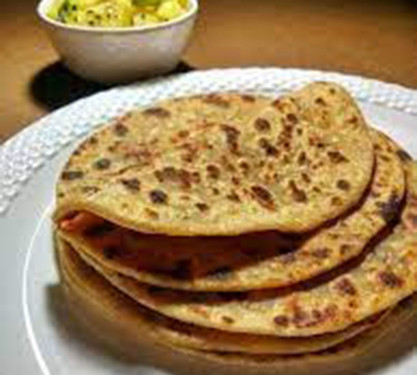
left=161, top=295, right=417, bottom=371
left=57, top=130, right=405, bottom=291
left=57, top=237, right=390, bottom=356
left=68, top=162, right=417, bottom=337
left=54, top=82, right=374, bottom=236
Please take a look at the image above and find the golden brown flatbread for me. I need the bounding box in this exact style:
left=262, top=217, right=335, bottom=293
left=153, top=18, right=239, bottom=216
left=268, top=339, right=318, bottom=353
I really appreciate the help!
left=54, top=83, right=374, bottom=236
left=57, top=237, right=391, bottom=355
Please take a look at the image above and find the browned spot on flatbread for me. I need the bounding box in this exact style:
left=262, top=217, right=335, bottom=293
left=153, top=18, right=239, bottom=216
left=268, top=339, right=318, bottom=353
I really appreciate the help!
left=254, top=118, right=271, bottom=132
left=273, top=173, right=281, bottom=183
left=81, top=186, right=100, bottom=194
left=348, top=300, right=359, bottom=309
left=378, top=271, right=404, bottom=288
left=150, top=189, right=168, bottom=204
left=227, top=191, right=241, bottom=203
left=272, top=99, right=284, bottom=110
left=286, top=113, right=298, bottom=125
left=221, top=316, right=235, bottom=324
left=327, top=150, right=348, bottom=163
left=379, top=155, right=391, bottom=163
left=324, top=304, right=338, bottom=319
left=331, top=196, right=343, bottom=206
left=206, top=164, right=221, bottom=180
left=377, top=194, right=401, bottom=224
left=251, top=185, right=275, bottom=210
left=221, top=124, right=240, bottom=154
left=155, top=167, right=195, bottom=189
left=87, top=136, right=98, bottom=145
left=259, top=138, right=279, bottom=157
left=118, top=143, right=152, bottom=164
left=298, top=152, right=308, bottom=165
left=311, top=248, right=330, bottom=259
left=155, top=167, right=177, bottom=183
left=231, top=177, right=241, bottom=186
left=120, top=178, right=141, bottom=192
left=177, top=130, right=189, bottom=139
left=340, top=244, right=352, bottom=255
left=292, top=307, right=309, bottom=327
left=181, top=143, right=198, bottom=163
left=335, top=278, right=357, bottom=296
left=336, top=179, right=351, bottom=191
left=240, top=94, right=256, bottom=102
left=396, top=149, right=412, bottom=162
left=221, top=155, right=236, bottom=172
left=93, top=158, right=111, bottom=170
left=289, top=180, right=307, bottom=202
left=273, top=315, right=289, bottom=327
left=195, top=203, right=209, bottom=212
left=312, top=186, right=322, bottom=194
left=301, top=173, right=311, bottom=184
left=191, top=171, right=201, bottom=184
left=143, top=107, right=171, bottom=118
left=212, top=187, right=220, bottom=195
left=114, top=123, right=128, bottom=136
left=298, top=305, right=337, bottom=329
left=62, top=170, right=84, bottom=181
left=145, top=208, right=159, bottom=219
left=239, top=161, right=250, bottom=175
left=203, top=94, right=230, bottom=108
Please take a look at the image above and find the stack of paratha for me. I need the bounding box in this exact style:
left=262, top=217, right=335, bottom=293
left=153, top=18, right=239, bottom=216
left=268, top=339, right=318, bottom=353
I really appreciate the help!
left=53, top=82, right=417, bottom=368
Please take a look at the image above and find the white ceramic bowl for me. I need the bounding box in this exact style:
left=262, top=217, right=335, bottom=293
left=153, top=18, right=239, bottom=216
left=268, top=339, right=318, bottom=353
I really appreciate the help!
left=37, top=0, right=198, bottom=83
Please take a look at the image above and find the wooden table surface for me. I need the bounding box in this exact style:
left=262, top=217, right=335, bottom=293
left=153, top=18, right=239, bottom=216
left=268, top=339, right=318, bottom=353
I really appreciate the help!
left=1, top=0, right=416, bottom=142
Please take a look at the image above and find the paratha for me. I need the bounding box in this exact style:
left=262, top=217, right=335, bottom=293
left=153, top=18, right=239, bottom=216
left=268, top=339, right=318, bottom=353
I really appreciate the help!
left=159, top=295, right=417, bottom=372
left=57, top=237, right=391, bottom=355
left=70, top=162, right=417, bottom=337
left=54, top=83, right=374, bottom=236
left=57, top=130, right=405, bottom=291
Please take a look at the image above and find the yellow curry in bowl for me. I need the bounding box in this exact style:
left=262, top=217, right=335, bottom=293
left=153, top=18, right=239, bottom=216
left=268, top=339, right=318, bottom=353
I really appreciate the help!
left=47, top=0, right=190, bottom=27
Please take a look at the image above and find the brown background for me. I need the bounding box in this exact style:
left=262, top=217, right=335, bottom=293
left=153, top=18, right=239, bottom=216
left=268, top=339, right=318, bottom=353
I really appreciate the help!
left=1, top=0, right=416, bottom=142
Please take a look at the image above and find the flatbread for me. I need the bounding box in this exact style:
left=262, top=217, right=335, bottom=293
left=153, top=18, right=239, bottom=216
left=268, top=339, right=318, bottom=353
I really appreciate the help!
left=57, top=237, right=390, bottom=355
left=57, top=130, right=405, bottom=291
left=54, top=83, right=374, bottom=236
left=60, top=238, right=417, bottom=374
left=160, top=295, right=417, bottom=369
left=69, top=162, right=417, bottom=337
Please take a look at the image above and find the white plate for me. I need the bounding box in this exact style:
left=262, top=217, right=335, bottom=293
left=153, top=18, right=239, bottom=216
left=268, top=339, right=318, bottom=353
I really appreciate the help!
left=1, top=68, right=417, bottom=375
